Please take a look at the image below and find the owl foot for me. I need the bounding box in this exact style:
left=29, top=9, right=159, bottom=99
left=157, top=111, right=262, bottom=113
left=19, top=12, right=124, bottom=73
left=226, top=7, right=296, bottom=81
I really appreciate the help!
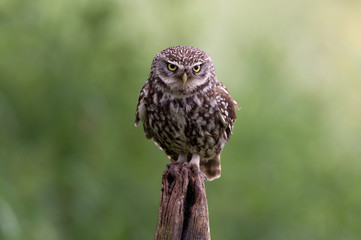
left=188, top=154, right=200, bottom=174
left=176, top=153, right=187, bottom=164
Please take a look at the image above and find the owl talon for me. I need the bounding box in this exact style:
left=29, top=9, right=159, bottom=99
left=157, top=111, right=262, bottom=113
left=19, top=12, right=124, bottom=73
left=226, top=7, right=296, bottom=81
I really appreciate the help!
left=188, top=154, right=200, bottom=172
left=177, top=153, right=187, bottom=164
left=202, top=173, right=208, bottom=181
left=190, top=165, right=201, bottom=175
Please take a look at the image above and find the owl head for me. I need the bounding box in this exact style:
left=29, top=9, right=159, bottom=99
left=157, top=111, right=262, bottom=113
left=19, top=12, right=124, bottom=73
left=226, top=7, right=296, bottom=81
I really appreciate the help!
left=150, top=46, right=216, bottom=96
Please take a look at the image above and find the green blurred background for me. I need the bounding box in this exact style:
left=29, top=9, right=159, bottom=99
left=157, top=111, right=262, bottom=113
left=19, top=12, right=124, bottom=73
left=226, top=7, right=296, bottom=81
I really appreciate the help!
left=1, top=0, right=361, bottom=239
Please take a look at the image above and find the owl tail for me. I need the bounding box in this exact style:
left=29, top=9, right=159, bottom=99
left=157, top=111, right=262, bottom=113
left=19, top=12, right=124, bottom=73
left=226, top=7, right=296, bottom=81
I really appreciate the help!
left=200, top=154, right=221, bottom=181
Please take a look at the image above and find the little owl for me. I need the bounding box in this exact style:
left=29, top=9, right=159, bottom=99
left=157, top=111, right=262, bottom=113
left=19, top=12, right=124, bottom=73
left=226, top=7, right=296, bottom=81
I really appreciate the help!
left=135, top=46, right=240, bottom=180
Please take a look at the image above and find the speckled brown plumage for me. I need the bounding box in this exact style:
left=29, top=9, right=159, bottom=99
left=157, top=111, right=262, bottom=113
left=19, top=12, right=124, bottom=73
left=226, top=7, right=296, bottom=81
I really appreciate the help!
left=135, top=46, right=240, bottom=180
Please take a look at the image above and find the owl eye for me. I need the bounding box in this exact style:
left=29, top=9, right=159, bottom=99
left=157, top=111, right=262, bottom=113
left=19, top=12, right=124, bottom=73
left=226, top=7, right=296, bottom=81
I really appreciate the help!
left=167, top=63, right=177, bottom=71
left=192, top=65, right=201, bottom=73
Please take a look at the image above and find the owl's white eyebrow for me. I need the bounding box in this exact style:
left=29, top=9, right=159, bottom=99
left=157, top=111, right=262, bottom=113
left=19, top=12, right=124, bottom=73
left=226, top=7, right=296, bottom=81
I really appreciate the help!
left=191, top=62, right=205, bottom=67
left=166, top=61, right=179, bottom=66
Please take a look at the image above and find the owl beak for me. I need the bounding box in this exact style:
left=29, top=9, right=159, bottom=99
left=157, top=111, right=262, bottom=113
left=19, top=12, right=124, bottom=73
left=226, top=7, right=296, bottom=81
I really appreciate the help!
left=182, top=73, right=188, bottom=85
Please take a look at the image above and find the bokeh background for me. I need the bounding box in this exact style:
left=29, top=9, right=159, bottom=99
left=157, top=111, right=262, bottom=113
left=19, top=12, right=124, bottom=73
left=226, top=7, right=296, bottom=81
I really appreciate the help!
left=1, top=0, right=361, bottom=239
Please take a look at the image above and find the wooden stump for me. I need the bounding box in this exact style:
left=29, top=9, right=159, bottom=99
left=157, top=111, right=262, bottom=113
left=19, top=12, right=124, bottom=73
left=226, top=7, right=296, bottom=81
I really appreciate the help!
left=155, top=163, right=210, bottom=240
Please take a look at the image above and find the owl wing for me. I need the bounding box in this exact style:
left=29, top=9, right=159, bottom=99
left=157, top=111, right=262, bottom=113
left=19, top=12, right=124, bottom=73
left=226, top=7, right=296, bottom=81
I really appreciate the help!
left=135, top=82, right=153, bottom=139
left=215, top=81, right=240, bottom=140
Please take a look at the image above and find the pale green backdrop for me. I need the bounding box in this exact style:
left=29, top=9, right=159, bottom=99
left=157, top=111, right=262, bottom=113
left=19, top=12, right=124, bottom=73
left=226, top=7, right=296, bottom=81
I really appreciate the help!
left=1, top=0, right=361, bottom=239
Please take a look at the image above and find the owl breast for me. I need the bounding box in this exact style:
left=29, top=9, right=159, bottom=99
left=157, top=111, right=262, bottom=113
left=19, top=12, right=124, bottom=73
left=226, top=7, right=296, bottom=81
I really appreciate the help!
left=146, top=88, right=226, bottom=162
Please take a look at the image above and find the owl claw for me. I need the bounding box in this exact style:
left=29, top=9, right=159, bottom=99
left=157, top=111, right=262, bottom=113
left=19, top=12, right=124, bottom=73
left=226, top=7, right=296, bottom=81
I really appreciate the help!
left=191, top=165, right=201, bottom=175
left=202, top=173, right=208, bottom=180
left=177, top=153, right=187, bottom=164
left=188, top=154, right=200, bottom=173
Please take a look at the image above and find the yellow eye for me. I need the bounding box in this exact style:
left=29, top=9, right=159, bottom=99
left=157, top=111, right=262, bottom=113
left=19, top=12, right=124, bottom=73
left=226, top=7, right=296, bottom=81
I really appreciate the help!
left=192, top=65, right=201, bottom=73
left=168, top=63, right=177, bottom=71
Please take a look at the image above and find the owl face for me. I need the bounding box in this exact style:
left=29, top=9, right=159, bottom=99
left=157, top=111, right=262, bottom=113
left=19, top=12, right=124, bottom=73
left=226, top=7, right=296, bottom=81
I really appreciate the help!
left=152, top=46, right=215, bottom=95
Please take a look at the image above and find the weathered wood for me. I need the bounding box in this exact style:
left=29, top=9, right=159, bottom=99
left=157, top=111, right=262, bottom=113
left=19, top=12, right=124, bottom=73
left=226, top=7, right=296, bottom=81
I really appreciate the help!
left=155, top=163, right=210, bottom=240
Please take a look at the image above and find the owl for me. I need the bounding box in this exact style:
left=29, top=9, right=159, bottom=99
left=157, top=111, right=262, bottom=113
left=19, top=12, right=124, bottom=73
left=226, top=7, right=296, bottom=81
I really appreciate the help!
left=135, top=46, right=240, bottom=181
